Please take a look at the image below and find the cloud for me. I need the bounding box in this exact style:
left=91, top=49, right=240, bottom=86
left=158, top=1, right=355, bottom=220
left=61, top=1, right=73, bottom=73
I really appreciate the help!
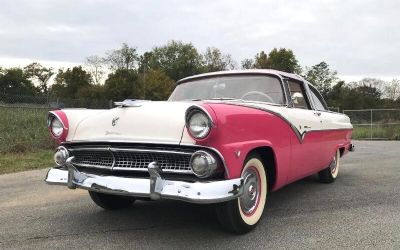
left=0, top=0, right=399, bottom=80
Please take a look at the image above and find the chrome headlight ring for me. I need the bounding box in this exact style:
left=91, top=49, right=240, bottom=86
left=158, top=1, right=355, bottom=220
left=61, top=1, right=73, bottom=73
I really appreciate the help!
left=185, top=107, right=213, bottom=139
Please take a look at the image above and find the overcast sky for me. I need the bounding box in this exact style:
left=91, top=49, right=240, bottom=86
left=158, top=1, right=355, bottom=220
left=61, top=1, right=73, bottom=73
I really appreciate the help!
left=0, top=0, right=399, bottom=81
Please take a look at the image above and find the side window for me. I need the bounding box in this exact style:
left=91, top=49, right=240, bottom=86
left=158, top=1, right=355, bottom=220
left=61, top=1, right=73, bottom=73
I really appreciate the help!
left=309, top=86, right=327, bottom=111
left=288, top=80, right=310, bottom=109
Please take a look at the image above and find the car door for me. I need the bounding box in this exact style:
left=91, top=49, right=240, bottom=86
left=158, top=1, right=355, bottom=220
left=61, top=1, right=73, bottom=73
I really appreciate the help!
left=284, top=79, right=324, bottom=181
left=307, top=84, right=339, bottom=169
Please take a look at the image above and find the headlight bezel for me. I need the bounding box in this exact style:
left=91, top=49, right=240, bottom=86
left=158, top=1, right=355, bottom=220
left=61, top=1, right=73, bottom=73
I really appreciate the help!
left=47, top=113, right=67, bottom=139
left=185, top=106, right=213, bottom=139
left=50, top=117, right=64, bottom=138
left=54, top=146, right=69, bottom=166
left=190, top=150, right=219, bottom=178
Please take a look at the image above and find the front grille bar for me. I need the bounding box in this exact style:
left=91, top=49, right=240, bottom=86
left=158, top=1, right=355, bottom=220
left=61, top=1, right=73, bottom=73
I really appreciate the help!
left=68, top=147, right=194, bottom=174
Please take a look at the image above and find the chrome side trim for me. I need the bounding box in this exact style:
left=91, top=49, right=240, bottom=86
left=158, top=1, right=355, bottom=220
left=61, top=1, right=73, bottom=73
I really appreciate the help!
left=216, top=102, right=353, bottom=144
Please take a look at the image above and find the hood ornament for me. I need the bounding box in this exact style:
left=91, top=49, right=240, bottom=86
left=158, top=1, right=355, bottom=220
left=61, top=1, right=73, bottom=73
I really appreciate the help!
left=112, top=117, right=119, bottom=126
left=114, top=99, right=149, bottom=107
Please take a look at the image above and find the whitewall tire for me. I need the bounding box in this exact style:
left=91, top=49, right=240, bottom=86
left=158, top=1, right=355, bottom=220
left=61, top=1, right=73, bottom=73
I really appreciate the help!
left=216, top=154, right=268, bottom=234
left=318, top=149, right=340, bottom=183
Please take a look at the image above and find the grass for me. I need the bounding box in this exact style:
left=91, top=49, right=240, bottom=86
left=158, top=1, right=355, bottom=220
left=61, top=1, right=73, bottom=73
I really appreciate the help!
left=0, top=149, right=54, bottom=175
left=352, top=124, right=400, bottom=140
left=0, top=106, right=56, bottom=153
left=0, top=106, right=55, bottom=174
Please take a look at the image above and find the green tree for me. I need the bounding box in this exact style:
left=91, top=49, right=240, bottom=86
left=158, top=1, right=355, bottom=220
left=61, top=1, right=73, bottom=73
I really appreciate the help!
left=241, top=58, right=254, bottom=69
left=202, top=47, right=236, bottom=72
left=147, top=40, right=203, bottom=81
left=305, top=61, right=338, bottom=97
left=254, top=51, right=268, bottom=69
left=139, top=69, right=175, bottom=100
left=0, top=68, right=38, bottom=96
left=24, top=63, right=54, bottom=94
left=267, top=48, right=301, bottom=73
left=51, top=66, right=92, bottom=98
left=105, top=43, right=139, bottom=71
left=240, top=48, right=301, bottom=73
left=104, top=69, right=141, bottom=101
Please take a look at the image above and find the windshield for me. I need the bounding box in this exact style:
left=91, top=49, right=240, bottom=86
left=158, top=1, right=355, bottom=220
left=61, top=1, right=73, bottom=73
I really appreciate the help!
left=168, top=75, right=285, bottom=105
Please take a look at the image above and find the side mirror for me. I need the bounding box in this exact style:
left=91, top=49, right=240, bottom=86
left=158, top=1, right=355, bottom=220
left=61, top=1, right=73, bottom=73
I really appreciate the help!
left=291, top=92, right=303, bottom=104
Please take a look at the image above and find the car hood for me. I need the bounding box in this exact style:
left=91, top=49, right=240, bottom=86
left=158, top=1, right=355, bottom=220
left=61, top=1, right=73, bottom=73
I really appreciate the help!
left=70, top=101, right=195, bottom=145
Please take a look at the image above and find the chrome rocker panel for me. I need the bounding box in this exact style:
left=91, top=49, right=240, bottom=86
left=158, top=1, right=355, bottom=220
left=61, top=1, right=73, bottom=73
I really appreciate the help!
left=45, top=160, right=244, bottom=204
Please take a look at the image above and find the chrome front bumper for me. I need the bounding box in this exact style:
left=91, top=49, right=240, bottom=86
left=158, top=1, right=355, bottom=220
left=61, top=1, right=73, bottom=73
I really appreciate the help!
left=45, top=162, right=244, bottom=204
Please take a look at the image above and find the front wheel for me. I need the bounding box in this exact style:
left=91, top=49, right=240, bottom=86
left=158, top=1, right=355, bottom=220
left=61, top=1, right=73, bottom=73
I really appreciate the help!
left=88, top=191, right=135, bottom=210
left=216, top=154, right=268, bottom=234
left=318, top=149, right=341, bottom=183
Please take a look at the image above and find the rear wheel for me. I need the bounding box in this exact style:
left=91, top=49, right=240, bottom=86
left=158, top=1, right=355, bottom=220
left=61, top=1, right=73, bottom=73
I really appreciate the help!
left=216, top=154, right=268, bottom=234
left=318, top=149, right=340, bottom=183
left=88, top=191, right=135, bottom=210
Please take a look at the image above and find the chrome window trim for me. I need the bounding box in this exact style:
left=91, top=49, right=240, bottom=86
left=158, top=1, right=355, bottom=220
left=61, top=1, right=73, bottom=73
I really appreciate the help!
left=173, top=72, right=289, bottom=106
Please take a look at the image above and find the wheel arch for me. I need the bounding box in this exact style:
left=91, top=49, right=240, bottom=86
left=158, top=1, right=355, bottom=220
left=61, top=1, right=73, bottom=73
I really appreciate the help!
left=246, top=146, right=277, bottom=191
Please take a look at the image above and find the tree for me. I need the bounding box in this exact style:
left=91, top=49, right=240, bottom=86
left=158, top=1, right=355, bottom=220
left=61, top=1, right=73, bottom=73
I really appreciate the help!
left=254, top=51, right=268, bottom=69
left=103, top=69, right=141, bottom=101
left=105, top=43, right=139, bottom=71
left=241, top=58, right=254, bottom=69
left=305, top=61, right=338, bottom=97
left=384, top=79, right=400, bottom=100
left=240, top=48, right=301, bottom=73
left=0, top=68, right=38, bottom=96
left=267, top=48, right=301, bottom=74
left=202, top=47, right=236, bottom=72
left=85, top=55, right=106, bottom=85
left=51, top=66, right=92, bottom=98
left=146, top=40, right=203, bottom=81
left=23, top=63, right=54, bottom=94
left=138, top=69, right=175, bottom=100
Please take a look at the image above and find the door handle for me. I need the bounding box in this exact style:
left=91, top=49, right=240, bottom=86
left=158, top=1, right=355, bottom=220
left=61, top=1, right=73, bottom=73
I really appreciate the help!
left=313, top=112, right=321, bottom=116
left=303, top=125, right=312, bottom=129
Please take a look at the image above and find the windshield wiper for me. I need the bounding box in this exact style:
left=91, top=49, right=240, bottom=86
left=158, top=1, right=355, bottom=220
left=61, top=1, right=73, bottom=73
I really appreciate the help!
left=189, top=98, right=241, bottom=101
left=207, top=98, right=241, bottom=101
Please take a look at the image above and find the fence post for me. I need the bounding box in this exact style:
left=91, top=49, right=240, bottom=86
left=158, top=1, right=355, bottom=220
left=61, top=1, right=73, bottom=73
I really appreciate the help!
left=370, top=109, right=373, bottom=139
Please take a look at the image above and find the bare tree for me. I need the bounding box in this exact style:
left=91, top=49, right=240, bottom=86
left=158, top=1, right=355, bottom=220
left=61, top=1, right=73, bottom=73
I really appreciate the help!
left=85, top=55, right=106, bottom=85
left=384, top=79, right=400, bottom=100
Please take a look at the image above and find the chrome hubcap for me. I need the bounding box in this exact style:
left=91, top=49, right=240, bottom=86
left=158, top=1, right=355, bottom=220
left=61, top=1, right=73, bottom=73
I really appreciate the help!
left=239, top=167, right=260, bottom=215
left=330, top=156, right=337, bottom=174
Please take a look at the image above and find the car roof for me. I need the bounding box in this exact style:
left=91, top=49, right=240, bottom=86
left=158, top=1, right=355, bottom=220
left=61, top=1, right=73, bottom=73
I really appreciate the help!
left=176, top=69, right=305, bottom=84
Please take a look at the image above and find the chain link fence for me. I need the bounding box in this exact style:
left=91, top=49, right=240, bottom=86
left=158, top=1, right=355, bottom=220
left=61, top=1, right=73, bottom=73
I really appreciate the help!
left=2, top=93, right=400, bottom=153
left=343, top=109, right=400, bottom=140
left=0, top=93, right=112, bottom=153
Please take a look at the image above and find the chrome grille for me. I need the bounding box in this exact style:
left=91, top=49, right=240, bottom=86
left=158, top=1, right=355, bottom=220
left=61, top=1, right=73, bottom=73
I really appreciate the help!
left=69, top=147, right=193, bottom=174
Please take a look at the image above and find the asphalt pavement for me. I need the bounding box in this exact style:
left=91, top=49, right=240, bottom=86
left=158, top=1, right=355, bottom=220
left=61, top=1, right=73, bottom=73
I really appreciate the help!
left=1, top=140, right=399, bottom=249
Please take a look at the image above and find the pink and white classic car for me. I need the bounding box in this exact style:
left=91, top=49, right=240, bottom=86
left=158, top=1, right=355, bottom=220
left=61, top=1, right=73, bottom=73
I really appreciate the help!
left=45, top=69, right=354, bottom=234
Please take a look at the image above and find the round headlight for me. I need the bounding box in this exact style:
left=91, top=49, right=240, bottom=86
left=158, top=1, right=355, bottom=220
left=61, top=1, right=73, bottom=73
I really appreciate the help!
left=190, top=150, right=219, bottom=178
left=54, top=146, right=69, bottom=166
left=50, top=117, right=64, bottom=138
left=187, top=110, right=212, bottom=139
